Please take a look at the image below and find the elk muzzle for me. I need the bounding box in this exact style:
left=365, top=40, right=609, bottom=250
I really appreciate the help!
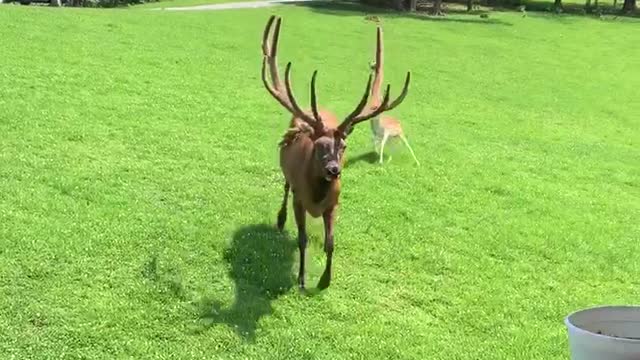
left=325, top=161, right=341, bottom=181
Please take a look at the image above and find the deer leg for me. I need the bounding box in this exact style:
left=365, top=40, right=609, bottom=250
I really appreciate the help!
left=276, top=182, right=290, bottom=231
left=318, top=206, right=335, bottom=290
left=372, top=134, right=381, bottom=153
left=399, top=134, right=420, bottom=166
left=293, top=198, right=308, bottom=290
left=379, top=132, right=390, bottom=164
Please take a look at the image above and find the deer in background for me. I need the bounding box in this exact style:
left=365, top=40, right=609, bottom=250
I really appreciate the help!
left=367, top=26, right=420, bottom=166
left=261, top=15, right=411, bottom=290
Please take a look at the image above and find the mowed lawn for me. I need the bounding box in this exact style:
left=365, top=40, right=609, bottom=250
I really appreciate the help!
left=1, top=3, right=639, bottom=359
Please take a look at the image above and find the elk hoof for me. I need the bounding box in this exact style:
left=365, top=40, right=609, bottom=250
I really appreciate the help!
left=317, top=271, right=331, bottom=290
left=276, top=211, right=286, bottom=231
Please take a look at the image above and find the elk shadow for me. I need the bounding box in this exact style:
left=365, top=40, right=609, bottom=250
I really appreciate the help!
left=345, top=151, right=379, bottom=168
left=196, top=224, right=296, bottom=341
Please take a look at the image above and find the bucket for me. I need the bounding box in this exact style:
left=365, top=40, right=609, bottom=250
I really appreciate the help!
left=565, top=306, right=640, bottom=360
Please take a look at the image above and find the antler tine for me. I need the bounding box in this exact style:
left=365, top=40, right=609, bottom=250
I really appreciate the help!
left=262, top=15, right=276, bottom=57
left=339, top=83, right=391, bottom=135
left=385, top=71, right=411, bottom=111
left=357, top=84, right=392, bottom=122
left=355, top=71, right=410, bottom=123
left=284, top=62, right=323, bottom=128
left=262, top=57, right=290, bottom=110
left=262, top=16, right=283, bottom=90
left=375, top=26, right=383, bottom=72
left=338, top=25, right=410, bottom=136
left=260, top=16, right=322, bottom=128
left=283, top=62, right=305, bottom=119
left=370, top=26, right=384, bottom=107
left=310, top=70, right=323, bottom=124
left=349, top=72, right=409, bottom=126
left=341, top=73, right=373, bottom=127
left=269, top=17, right=283, bottom=86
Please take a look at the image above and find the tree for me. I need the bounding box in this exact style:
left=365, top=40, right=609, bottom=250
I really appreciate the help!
left=622, top=0, right=636, bottom=11
left=50, top=0, right=61, bottom=6
left=554, top=0, right=562, bottom=9
left=409, top=0, right=417, bottom=11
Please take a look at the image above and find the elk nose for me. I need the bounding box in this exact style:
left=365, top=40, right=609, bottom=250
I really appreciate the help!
left=328, top=165, right=340, bottom=176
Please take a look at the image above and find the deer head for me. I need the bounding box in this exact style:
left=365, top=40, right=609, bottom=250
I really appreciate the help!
left=261, top=16, right=411, bottom=181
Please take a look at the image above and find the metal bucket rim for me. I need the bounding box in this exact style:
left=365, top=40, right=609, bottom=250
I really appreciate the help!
left=565, top=305, right=640, bottom=344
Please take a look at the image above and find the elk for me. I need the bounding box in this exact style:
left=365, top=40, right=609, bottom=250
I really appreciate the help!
left=260, top=15, right=411, bottom=290
left=366, top=27, right=420, bottom=166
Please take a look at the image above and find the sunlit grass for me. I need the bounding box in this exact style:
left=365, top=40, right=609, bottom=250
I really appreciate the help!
left=0, top=4, right=638, bottom=359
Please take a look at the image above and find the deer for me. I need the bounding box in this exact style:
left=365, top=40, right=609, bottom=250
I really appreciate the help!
left=260, top=15, right=411, bottom=290
left=366, top=26, right=420, bottom=166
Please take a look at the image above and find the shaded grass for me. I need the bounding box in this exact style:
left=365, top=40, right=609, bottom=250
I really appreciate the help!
left=286, top=0, right=637, bottom=20
left=0, top=4, right=639, bottom=359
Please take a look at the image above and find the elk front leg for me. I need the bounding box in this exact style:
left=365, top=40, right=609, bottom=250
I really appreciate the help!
left=318, top=206, right=335, bottom=290
left=293, top=198, right=308, bottom=290
left=276, top=182, right=290, bottom=231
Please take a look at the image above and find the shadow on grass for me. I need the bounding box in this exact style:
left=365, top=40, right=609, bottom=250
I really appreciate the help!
left=482, top=1, right=640, bottom=20
left=282, top=0, right=514, bottom=25
left=195, top=224, right=296, bottom=341
left=285, top=0, right=637, bottom=21
left=345, top=151, right=379, bottom=168
left=520, top=0, right=637, bottom=17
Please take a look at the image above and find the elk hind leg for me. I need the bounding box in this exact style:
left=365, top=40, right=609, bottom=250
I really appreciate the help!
left=276, top=182, right=290, bottom=231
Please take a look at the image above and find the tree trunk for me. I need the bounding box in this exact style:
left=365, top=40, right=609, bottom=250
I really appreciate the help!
left=622, top=0, right=636, bottom=11
left=433, top=0, right=443, bottom=14
left=554, top=0, right=562, bottom=8
left=467, top=0, right=473, bottom=11
left=50, top=0, right=61, bottom=6
left=409, top=0, right=416, bottom=11
left=393, top=0, right=404, bottom=10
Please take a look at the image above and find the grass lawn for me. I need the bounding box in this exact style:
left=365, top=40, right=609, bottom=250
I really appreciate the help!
left=1, top=3, right=639, bottom=359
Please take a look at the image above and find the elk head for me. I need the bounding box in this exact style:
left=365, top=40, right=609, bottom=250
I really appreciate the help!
left=261, top=15, right=411, bottom=180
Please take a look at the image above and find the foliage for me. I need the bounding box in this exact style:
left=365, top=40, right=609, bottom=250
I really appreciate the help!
left=356, top=0, right=636, bottom=14
left=0, top=5, right=639, bottom=359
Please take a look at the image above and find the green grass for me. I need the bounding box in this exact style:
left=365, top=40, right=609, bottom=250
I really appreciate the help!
left=1, top=3, right=639, bottom=359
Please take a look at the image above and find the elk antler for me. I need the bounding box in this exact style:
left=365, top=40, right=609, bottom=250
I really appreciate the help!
left=338, top=26, right=411, bottom=136
left=370, top=26, right=385, bottom=108
left=261, top=15, right=324, bottom=132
